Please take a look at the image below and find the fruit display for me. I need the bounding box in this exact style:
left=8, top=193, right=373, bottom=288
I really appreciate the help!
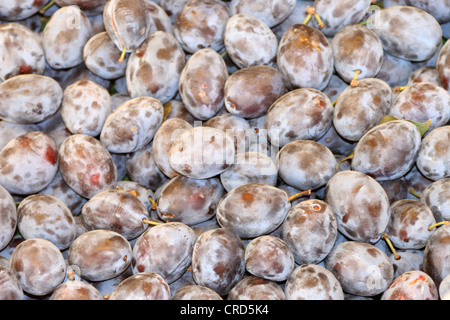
left=0, top=0, right=449, bottom=302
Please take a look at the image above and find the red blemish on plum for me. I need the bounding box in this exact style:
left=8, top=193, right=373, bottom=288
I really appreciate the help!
left=409, top=275, right=426, bottom=285
left=19, top=65, right=33, bottom=74
left=90, top=173, right=100, bottom=185
left=33, top=0, right=43, bottom=6
left=44, top=145, right=57, bottom=165
left=242, top=192, right=254, bottom=204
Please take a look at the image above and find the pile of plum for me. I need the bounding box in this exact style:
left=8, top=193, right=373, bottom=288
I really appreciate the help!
left=0, top=0, right=449, bottom=300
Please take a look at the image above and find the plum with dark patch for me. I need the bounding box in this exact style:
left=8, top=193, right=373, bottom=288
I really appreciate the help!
left=61, top=79, right=112, bottom=136
left=156, top=175, right=225, bottom=225
left=0, top=23, right=45, bottom=82
left=333, top=78, right=392, bottom=141
left=173, top=0, right=230, bottom=54
left=381, top=270, right=438, bottom=300
left=58, top=133, right=117, bottom=199
left=68, top=229, right=132, bottom=282
left=0, top=185, right=17, bottom=251
left=264, top=88, right=334, bottom=147
left=228, top=275, right=286, bottom=300
left=42, top=6, right=93, bottom=69
left=126, top=30, right=185, bottom=104
left=191, top=227, right=245, bottom=296
left=178, top=48, right=228, bottom=120
left=216, top=183, right=291, bottom=238
left=17, top=194, right=77, bottom=250
left=276, top=140, right=336, bottom=191
left=416, top=126, right=450, bottom=181
left=100, top=96, right=163, bottom=153
left=277, top=24, right=334, bottom=91
left=285, top=264, right=344, bottom=300
left=282, top=199, right=337, bottom=265
left=0, top=131, right=59, bottom=195
left=10, top=238, right=66, bottom=296
left=325, top=170, right=390, bottom=243
left=385, top=199, right=436, bottom=250
left=351, top=120, right=423, bottom=182
left=224, top=65, right=287, bottom=119
left=108, top=272, right=171, bottom=300
left=0, top=74, right=63, bottom=124
left=325, top=241, right=394, bottom=297
left=131, top=222, right=196, bottom=283
left=423, top=224, right=450, bottom=286
left=244, top=235, right=294, bottom=282
left=81, top=188, right=150, bottom=240
left=223, top=14, right=278, bottom=69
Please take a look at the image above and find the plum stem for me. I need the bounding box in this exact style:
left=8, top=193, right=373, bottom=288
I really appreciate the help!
left=381, top=232, right=400, bottom=260
left=303, top=6, right=323, bottom=28
left=350, top=70, right=361, bottom=87
left=142, top=218, right=165, bottom=226
left=119, top=47, right=127, bottom=63
left=288, top=189, right=311, bottom=202
left=393, top=85, right=409, bottom=93
left=428, top=221, right=450, bottom=231
left=148, top=196, right=157, bottom=210
left=331, top=92, right=342, bottom=106
left=39, top=0, right=55, bottom=14
left=408, top=187, right=421, bottom=198
left=336, top=151, right=354, bottom=171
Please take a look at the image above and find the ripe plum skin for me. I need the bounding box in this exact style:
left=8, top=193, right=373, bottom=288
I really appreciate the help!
left=173, top=0, right=230, bottom=54
left=223, top=14, right=278, bottom=69
left=223, top=65, right=287, bottom=119
left=389, top=82, right=450, bottom=132
left=381, top=270, right=438, bottom=300
left=172, top=285, right=223, bottom=300
left=81, top=189, right=150, bottom=240
left=108, top=272, right=171, bottom=300
left=331, top=25, right=384, bottom=83
left=67, top=230, right=132, bottom=282
left=423, top=224, right=450, bottom=286
left=156, top=175, right=225, bottom=225
left=351, top=120, right=422, bottom=182
left=126, top=30, right=185, bottom=104
left=49, top=281, right=103, bottom=300
left=285, top=264, right=344, bottom=300
left=178, top=48, right=228, bottom=120
left=384, top=199, right=436, bottom=250
left=10, top=238, right=66, bottom=297
left=416, top=126, right=450, bottom=181
left=0, top=265, right=24, bottom=300
left=58, top=134, right=117, bottom=199
left=17, top=194, right=77, bottom=250
left=324, top=241, right=394, bottom=297
left=276, top=140, right=336, bottom=191
left=0, top=131, right=59, bottom=195
left=61, top=79, right=112, bottom=137
left=277, top=24, right=334, bottom=91
left=168, top=126, right=235, bottom=179
left=100, top=96, right=164, bottom=154
left=42, top=6, right=94, bottom=69
left=228, top=0, right=296, bottom=28
left=244, top=235, right=295, bottom=282
left=437, top=40, right=450, bottom=91
left=0, top=23, right=45, bottom=82
left=419, top=178, right=450, bottom=222
left=227, top=275, right=286, bottom=300
left=371, top=5, right=442, bottom=61
left=216, top=183, right=291, bottom=238
left=264, top=88, right=334, bottom=147
left=0, top=74, right=63, bottom=124
left=325, top=170, right=390, bottom=243
left=333, top=78, right=392, bottom=141
left=131, top=222, right=196, bottom=284
left=191, top=228, right=245, bottom=296
left=312, top=0, right=372, bottom=37
left=0, top=185, right=17, bottom=251
left=282, top=199, right=337, bottom=265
